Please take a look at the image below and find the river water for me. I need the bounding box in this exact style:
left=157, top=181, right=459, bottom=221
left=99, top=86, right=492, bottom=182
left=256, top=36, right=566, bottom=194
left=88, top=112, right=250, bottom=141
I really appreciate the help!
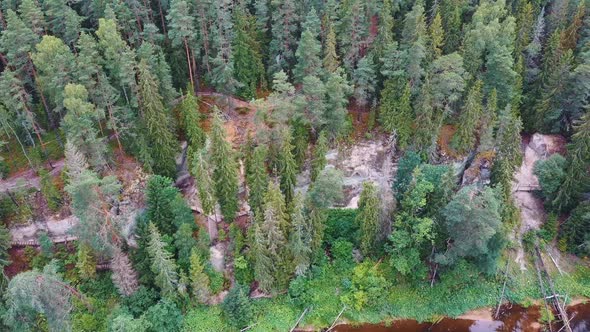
left=333, top=303, right=590, bottom=332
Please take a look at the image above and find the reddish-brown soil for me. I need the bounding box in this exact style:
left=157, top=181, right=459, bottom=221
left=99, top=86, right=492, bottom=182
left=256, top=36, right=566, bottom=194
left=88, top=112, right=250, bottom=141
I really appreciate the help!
left=5, top=247, right=31, bottom=278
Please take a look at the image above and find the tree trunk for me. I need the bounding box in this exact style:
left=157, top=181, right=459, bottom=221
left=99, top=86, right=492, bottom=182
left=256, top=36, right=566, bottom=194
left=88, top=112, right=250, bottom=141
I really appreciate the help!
left=184, top=38, right=195, bottom=88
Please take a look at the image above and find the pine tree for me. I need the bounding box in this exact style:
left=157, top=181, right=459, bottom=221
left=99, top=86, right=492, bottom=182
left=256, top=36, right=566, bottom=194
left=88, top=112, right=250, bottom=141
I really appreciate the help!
left=324, top=68, right=352, bottom=138
left=279, top=129, right=297, bottom=205
left=296, top=75, right=327, bottom=132
left=148, top=222, right=179, bottom=296
left=174, top=223, right=198, bottom=271
left=339, top=0, right=369, bottom=70
left=353, top=56, right=376, bottom=107
left=269, top=0, right=299, bottom=74
left=96, top=18, right=139, bottom=108
left=189, top=248, right=210, bottom=303
left=453, top=80, right=484, bottom=153
left=167, top=0, right=198, bottom=89
left=289, top=192, right=311, bottom=276
left=179, top=88, right=205, bottom=152
left=111, top=247, right=139, bottom=297
left=291, top=120, right=308, bottom=171
left=31, top=35, right=76, bottom=120
left=356, top=182, right=380, bottom=257
left=211, top=109, right=239, bottom=222
left=294, top=28, right=322, bottom=83
left=310, top=131, right=328, bottom=182
left=18, top=0, right=46, bottom=36
left=138, top=59, right=178, bottom=178
left=247, top=145, right=269, bottom=216
left=1, top=9, right=38, bottom=75
left=42, top=0, right=82, bottom=45
left=62, top=84, right=108, bottom=169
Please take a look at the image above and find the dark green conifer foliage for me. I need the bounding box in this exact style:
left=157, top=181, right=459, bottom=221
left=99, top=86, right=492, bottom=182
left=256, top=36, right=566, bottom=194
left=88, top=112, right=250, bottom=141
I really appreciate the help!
left=453, top=80, right=484, bottom=153
left=211, top=109, right=239, bottom=223
left=233, top=12, right=265, bottom=100
left=379, top=79, right=413, bottom=149
left=357, top=182, right=380, bottom=257
left=279, top=129, right=297, bottom=205
left=247, top=145, right=269, bottom=217
left=137, top=60, right=178, bottom=178
left=179, top=88, right=205, bottom=152
left=310, top=131, right=328, bottom=182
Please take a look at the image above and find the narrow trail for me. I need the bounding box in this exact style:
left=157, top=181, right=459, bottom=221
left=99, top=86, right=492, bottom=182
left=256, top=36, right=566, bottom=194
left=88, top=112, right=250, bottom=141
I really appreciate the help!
left=0, top=159, right=65, bottom=192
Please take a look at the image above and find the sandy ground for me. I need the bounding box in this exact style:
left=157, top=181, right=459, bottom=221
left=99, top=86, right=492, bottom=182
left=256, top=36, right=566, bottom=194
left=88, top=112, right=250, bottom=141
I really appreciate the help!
left=0, top=159, right=65, bottom=192
left=511, top=134, right=566, bottom=271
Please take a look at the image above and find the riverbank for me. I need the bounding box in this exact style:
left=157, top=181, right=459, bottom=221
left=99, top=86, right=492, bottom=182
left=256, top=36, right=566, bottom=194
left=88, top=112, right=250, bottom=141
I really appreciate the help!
left=329, top=301, right=590, bottom=332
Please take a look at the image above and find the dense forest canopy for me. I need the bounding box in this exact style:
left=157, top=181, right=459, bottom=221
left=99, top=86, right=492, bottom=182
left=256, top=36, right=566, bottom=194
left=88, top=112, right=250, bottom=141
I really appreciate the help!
left=0, top=0, right=589, bottom=330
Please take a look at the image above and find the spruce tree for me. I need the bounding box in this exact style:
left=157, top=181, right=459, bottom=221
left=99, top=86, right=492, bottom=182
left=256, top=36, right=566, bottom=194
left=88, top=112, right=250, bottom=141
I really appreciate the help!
left=233, top=12, right=265, bottom=100
left=356, top=182, right=380, bottom=257
left=310, top=131, right=328, bottom=182
left=138, top=59, right=178, bottom=178
left=76, top=244, right=96, bottom=280
left=323, top=22, right=340, bottom=73
left=324, top=68, right=352, bottom=138
left=294, top=28, right=322, bottom=84
left=352, top=56, right=376, bottom=107
left=111, top=247, right=139, bottom=297
left=279, top=129, right=297, bottom=205
left=429, top=12, right=445, bottom=59
left=253, top=181, right=289, bottom=293
left=379, top=79, right=413, bottom=149
left=148, top=222, right=179, bottom=297
left=145, top=175, right=181, bottom=236
left=179, top=88, right=205, bottom=152
left=453, top=80, right=484, bottom=153
left=269, top=0, right=299, bottom=74
left=191, top=145, right=217, bottom=217
left=189, top=248, right=210, bottom=303
left=247, top=145, right=269, bottom=216
left=289, top=192, right=311, bottom=276
left=211, top=109, right=239, bottom=222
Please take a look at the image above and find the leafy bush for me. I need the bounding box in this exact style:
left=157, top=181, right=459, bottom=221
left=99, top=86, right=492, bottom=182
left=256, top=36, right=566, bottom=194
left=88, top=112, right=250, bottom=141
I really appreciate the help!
left=324, top=209, right=358, bottom=246
left=538, top=213, right=558, bottom=243
left=144, top=300, right=183, bottom=332
left=183, top=306, right=229, bottom=332
left=559, top=203, right=590, bottom=256
left=341, top=261, right=389, bottom=311
left=332, top=239, right=354, bottom=271
left=205, top=264, right=225, bottom=294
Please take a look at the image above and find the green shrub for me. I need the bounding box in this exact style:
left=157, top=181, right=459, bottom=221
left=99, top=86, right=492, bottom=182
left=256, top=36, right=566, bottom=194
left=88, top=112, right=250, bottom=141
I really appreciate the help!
left=332, top=239, right=354, bottom=271
left=206, top=264, right=225, bottom=294
left=222, top=284, right=253, bottom=329
left=341, top=261, right=389, bottom=311
left=539, top=213, right=558, bottom=243
left=324, top=209, right=358, bottom=246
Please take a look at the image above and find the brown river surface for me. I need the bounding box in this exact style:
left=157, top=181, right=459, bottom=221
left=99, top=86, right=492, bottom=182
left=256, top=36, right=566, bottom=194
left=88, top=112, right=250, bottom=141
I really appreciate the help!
left=332, top=303, right=590, bottom=332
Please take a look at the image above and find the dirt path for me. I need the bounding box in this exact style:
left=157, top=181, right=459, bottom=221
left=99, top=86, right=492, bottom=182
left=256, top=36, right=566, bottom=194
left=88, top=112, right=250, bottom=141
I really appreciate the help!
left=511, top=133, right=566, bottom=271
left=0, top=159, right=65, bottom=193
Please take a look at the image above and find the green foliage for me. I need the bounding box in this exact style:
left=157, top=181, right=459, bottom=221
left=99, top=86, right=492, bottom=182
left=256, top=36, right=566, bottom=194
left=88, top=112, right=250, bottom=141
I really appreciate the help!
left=211, top=109, right=239, bottom=223
left=144, top=300, right=183, bottom=332
left=310, top=131, right=328, bottom=182
left=233, top=12, right=265, bottom=100
left=437, top=186, right=504, bottom=275
left=39, top=169, right=62, bottom=212
left=341, top=261, right=389, bottom=311
left=393, top=150, right=422, bottom=200
left=182, top=306, right=230, bottom=331
left=324, top=209, right=359, bottom=246
left=147, top=222, right=179, bottom=296
left=307, top=168, right=344, bottom=210
left=138, top=59, right=178, bottom=178
left=356, top=182, right=380, bottom=257
left=189, top=248, right=210, bottom=303
left=379, top=79, right=413, bottom=149
left=222, top=284, right=253, bottom=329
left=560, top=203, right=590, bottom=256
left=533, top=154, right=567, bottom=210
left=179, top=89, right=205, bottom=152
left=146, top=175, right=183, bottom=236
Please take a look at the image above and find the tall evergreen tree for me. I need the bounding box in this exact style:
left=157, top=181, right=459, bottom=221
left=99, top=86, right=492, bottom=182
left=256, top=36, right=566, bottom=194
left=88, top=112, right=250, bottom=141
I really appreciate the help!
left=247, top=145, right=269, bottom=216
left=137, top=59, right=178, bottom=178
left=233, top=12, right=265, bottom=99
left=324, top=68, right=352, bottom=138
left=357, top=182, right=380, bottom=257
left=167, top=0, right=198, bottom=89
left=211, top=109, right=239, bottom=222
left=179, top=88, right=205, bottom=152
left=269, top=0, right=300, bottom=74
left=310, top=131, right=328, bottom=182
left=279, top=129, right=297, bottom=205
left=289, top=192, right=311, bottom=276
left=62, top=84, right=108, bottom=169
left=453, top=80, right=484, bottom=153
left=191, top=143, right=217, bottom=218
left=148, top=222, right=179, bottom=297
left=323, top=22, right=340, bottom=73
left=189, top=248, right=210, bottom=303
left=352, top=56, right=376, bottom=107
left=294, top=28, right=322, bottom=83
left=379, top=79, right=413, bottom=149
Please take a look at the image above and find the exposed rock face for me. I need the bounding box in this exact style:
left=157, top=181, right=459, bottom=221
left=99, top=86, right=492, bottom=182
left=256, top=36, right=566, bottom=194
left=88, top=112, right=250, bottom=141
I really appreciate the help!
left=296, top=134, right=397, bottom=209
left=512, top=133, right=566, bottom=270
left=210, top=243, right=226, bottom=272
left=461, top=151, right=494, bottom=187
